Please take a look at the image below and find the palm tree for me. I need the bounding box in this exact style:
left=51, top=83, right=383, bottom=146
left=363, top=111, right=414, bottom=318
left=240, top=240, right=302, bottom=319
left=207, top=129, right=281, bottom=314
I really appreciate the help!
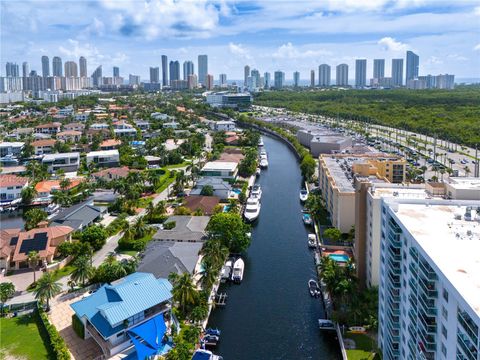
left=201, top=239, right=229, bottom=270
left=133, top=217, right=148, bottom=239
left=0, top=282, right=15, bottom=315
left=190, top=305, right=208, bottom=324
left=27, top=251, right=40, bottom=284
left=71, top=256, right=94, bottom=287
left=34, top=272, right=62, bottom=311
left=197, top=261, right=218, bottom=291
left=464, top=166, right=471, bottom=177
left=21, top=186, right=38, bottom=205
left=169, top=272, right=198, bottom=314
left=60, top=177, right=71, bottom=191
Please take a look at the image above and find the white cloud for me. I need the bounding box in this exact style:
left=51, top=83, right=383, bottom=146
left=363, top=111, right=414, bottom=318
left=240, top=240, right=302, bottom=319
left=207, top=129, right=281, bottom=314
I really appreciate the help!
left=228, top=43, right=252, bottom=60
left=272, top=43, right=332, bottom=59
left=425, top=56, right=443, bottom=65
left=378, top=37, right=409, bottom=52
left=474, top=43, right=480, bottom=51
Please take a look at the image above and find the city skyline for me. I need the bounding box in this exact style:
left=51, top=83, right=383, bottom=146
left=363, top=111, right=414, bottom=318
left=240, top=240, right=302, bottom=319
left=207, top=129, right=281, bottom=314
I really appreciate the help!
left=1, top=1, right=479, bottom=80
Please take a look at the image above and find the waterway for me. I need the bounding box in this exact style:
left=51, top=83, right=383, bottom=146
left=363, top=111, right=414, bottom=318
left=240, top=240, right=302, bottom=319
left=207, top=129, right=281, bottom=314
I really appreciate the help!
left=207, top=135, right=341, bottom=359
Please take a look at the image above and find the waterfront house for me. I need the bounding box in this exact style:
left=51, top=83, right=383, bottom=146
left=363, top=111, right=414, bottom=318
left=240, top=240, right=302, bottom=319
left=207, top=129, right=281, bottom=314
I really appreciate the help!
left=190, top=177, right=232, bottom=200
left=152, top=215, right=210, bottom=243
left=31, top=139, right=56, bottom=155
left=183, top=195, right=220, bottom=215
left=200, top=161, right=238, bottom=179
left=34, top=122, right=61, bottom=135
left=34, top=178, right=83, bottom=201
left=0, top=174, right=28, bottom=205
left=86, top=150, right=120, bottom=168
left=50, top=199, right=105, bottom=231
left=70, top=272, right=174, bottom=359
left=92, top=166, right=133, bottom=182
left=42, top=152, right=80, bottom=173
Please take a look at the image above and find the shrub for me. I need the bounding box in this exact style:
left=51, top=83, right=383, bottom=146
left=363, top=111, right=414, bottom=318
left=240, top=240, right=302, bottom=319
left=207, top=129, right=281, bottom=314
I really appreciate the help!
left=72, top=314, right=85, bottom=339
left=163, top=220, right=176, bottom=230
left=38, top=307, right=70, bottom=359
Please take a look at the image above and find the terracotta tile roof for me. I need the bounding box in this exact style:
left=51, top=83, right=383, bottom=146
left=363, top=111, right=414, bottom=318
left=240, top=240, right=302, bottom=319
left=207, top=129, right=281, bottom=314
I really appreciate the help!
left=57, top=130, right=82, bottom=137
left=0, top=174, right=28, bottom=188
left=100, top=139, right=122, bottom=148
left=92, top=166, right=132, bottom=179
left=35, top=122, right=61, bottom=129
left=183, top=195, right=221, bottom=215
left=35, top=179, right=82, bottom=193
left=31, top=139, right=56, bottom=147
left=64, top=122, right=85, bottom=129
left=0, top=228, right=21, bottom=257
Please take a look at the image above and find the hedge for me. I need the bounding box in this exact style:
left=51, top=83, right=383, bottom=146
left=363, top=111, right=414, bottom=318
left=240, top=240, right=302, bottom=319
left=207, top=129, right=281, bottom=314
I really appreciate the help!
left=72, top=313, right=85, bottom=339
left=38, top=306, right=71, bottom=359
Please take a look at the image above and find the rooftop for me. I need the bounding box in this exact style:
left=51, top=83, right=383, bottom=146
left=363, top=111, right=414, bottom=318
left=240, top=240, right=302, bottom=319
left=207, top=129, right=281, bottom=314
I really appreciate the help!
left=447, top=177, right=480, bottom=191
left=153, top=216, right=210, bottom=242
left=392, top=201, right=480, bottom=316
left=42, top=152, right=80, bottom=161
left=0, top=174, right=28, bottom=187
left=86, top=149, right=119, bottom=157
left=202, top=161, right=238, bottom=172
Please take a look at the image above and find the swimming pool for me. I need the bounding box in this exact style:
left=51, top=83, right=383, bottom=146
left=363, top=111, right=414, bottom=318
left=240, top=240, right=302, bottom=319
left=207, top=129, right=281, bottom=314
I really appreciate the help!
left=232, top=188, right=242, bottom=194
left=329, top=254, right=349, bottom=263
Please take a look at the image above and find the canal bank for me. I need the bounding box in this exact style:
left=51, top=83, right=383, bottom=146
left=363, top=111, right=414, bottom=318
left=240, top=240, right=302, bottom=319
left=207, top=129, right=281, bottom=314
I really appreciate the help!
left=207, top=135, right=341, bottom=359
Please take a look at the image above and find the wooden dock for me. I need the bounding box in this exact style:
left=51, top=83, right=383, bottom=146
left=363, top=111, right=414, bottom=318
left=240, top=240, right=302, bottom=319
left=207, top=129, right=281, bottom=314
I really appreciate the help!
left=215, top=293, right=228, bottom=306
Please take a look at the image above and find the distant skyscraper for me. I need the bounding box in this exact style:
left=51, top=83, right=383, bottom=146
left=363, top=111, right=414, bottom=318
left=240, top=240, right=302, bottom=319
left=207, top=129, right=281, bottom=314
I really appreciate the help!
left=250, top=69, right=260, bottom=88
left=169, top=61, right=180, bottom=84
left=406, top=50, right=419, bottom=82
left=22, top=62, right=29, bottom=77
left=264, top=72, right=271, bottom=88
left=310, top=70, right=315, bottom=87
left=198, top=55, right=208, bottom=85
left=206, top=74, right=214, bottom=90
left=150, top=67, right=160, bottom=83
left=161, top=55, right=168, bottom=86
left=129, top=74, right=140, bottom=86
left=91, top=65, right=102, bottom=87
left=391, top=59, right=404, bottom=87
left=293, top=71, right=300, bottom=87
left=274, top=71, right=285, bottom=89
left=52, top=56, right=63, bottom=77
left=336, top=64, right=349, bottom=86
left=5, top=62, right=19, bottom=77
left=219, top=74, right=227, bottom=87
left=318, top=64, right=331, bottom=87
left=64, top=61, right=78, bottom=77
left=355, top=59, right=367, bottom=88
left=113, top=66, right=120, bottom=78
left=79, top=56, right=87, bottom=77
left=244, top=65, right=251, bottom=87
left=41, top=56, right=50, bottom=77
left=183, top=61, right=194, bottom=81
left=373, top=59, right=385, bottom=79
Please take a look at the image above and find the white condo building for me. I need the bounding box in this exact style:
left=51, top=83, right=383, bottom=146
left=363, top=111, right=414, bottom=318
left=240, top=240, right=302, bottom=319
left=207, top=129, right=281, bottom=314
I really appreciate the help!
left=378, top=198, right=480, bottom=360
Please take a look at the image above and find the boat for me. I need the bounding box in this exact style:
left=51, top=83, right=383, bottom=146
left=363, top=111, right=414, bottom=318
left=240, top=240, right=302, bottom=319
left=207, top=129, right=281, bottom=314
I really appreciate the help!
left=299, top=189, right=308, bottom=202
left=258, top=137, right=264, bottom=147
left=250, top=184, right=262, bottom=199
left=46, top=203, right=60, bottom=215
left=308, top=279, right=321, bottom=297
left=231, top=257, right=245, bottom=283
left=318, top=319, right=336, bottom=330
left=202, top=334, right=220, bottom=346
left=192, top=349, right=223, bottom=360
left=308, top=234, right=316, bottom=248
left=302, top=212, right=313, bottom=226
left=220, top=259, right=233, bottom=282
left=205, top=328, right=221, bottom=337
left=260, top=158, right=268, bottom=168
left=244, top=197, right=261, bottom=222
left=256, top=167, right=261, bottom=176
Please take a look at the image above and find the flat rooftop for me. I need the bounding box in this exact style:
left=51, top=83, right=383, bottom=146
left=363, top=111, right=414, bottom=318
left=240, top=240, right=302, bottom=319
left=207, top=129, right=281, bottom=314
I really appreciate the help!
left=394, top=202, right=480, bottom=316
left=447, top=177, right=480, bottom=190
left=370, top=184, right=428, bottom=199
left=202, top=161, right=238, bottom=172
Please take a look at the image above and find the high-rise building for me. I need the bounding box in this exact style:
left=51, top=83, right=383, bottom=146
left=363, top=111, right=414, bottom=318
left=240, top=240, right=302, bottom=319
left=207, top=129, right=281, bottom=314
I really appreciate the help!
left=169, top=61, right=180, bottom=84
left=406, top=50, right=419, bottom=82
left=150, top=67, right=160, bottom=83
left=310, top=70, right=315, bottom=87
left=129, top=74, right=140, bottom=86
left=378, top=197, right=480, bottom=360
left=79, top=56, right=87, bottom=77
left=355, top=59, right=367, bottom=88
left=161, top=55, right=168, bottom=86
left=198, top=55, right=208, bottom=85
left=183, top=61, right=194, bottom=81
left=22, top=62, right=29, bottom=78
left=336, top=64, right=348, bottom=86
left=205, top=74, right=214, bottom=90
left=391, top=59, right=403, bottom=87
left=250, top=69, right=260, bottom=89
left=5, top=62, right=19, bottom=77
left=318, top=64, right=331, bottom=87
left=373, top=59, right=385, bottom=79
left=219, top=74, right=227, bottom=87
left=91, top=65, right=102, bottom=87
left=274, top=71, right=285, bottom=89
left=113, top=67, right=120, bottom=78
left=64, top=61, right=78, bottom=77
left=187, top=74, right=198, bottom=89
left=293, top=71, right=300, bottom=87
left=41, top=56, right=50, bottom=77
left=264, top=72, right=271, bottom=88
left=244, top=65, right=251, bottom=87
left=52, top=56, right=63, bottom=77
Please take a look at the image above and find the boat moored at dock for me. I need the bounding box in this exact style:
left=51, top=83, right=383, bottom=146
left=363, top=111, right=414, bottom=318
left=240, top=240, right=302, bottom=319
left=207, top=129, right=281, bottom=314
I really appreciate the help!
left=244, top=196, right=261, bottom=222
left=302, top=212, right=313, bottom=226
left=250, top=184, right=262, bottom=200
left=308, top=234, right=316, bottom=248
left=192, top=349, right=223, bottom=360
left=308, top=279, right=321, bottom=298
left=231, top=258, right=245, bottom=283
left=299, top=189, right=308, bottom=202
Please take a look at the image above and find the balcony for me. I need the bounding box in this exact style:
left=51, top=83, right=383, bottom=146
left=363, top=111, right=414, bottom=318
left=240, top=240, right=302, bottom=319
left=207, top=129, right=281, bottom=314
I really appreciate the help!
left=388, top=271, right=401, bottom=287
left=418, top=330, right=436, bottom=351
left=418, top=277, right=437, bottom=299
left=418, top=260, right=437, bottom=281
left=409, top=247, right=418, bottom=261
left=418, top=294, right=437, bottom=316
left=409, top=262, right=418, bottom=276
left=458, top=310, right=479, bottom=345
left=457, top=332, right=478, bottom=360
left=408, top=277, right=417, bottom=292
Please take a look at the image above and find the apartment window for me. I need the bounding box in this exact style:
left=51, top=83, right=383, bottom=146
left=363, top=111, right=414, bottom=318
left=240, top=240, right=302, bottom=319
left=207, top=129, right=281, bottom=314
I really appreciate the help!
left=442, top=306, right=448, bottom=320
left=441, top=343, right=447, bottom=357
left=441, top=325, right=447, bottom=339
left=443, top=289, right=449, bottom=303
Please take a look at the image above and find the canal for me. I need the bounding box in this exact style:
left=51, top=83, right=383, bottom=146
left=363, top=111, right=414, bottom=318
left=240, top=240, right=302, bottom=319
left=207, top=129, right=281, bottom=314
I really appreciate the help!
left=207, top=135, right=341, bottom=359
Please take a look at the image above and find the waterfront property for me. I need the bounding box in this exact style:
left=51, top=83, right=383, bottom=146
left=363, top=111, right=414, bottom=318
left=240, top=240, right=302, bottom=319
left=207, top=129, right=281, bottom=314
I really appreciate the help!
left=70, top=272, right=175, bottom=359
left=0, top=174, right=28, bottom=205
left=190, top=177, right=232, bottom=200
left=152, top=215, right=210, bottom=242
left=183, top=195, right=221, bottom=215
left=378, top=198, right=480, bottom=360
left=86, top=149, right=120, bottom=167
left=41, top=152, right=80, bottom=173
left=49, top=198, right=105, bottom=231
left=201, top=161, right=238, bottom=179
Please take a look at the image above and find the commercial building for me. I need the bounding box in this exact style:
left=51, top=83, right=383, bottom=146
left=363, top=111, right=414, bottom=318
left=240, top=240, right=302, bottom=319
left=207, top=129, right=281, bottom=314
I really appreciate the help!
left=336, top=64, right=349, bottom=86
left=201, top=161, right=238, bottom=179
left=264, top=72, right=271, bottom=88
left=129, top=74, right=140, bottom=86
left=198, top=55, right=208, bottom=86
left=42, top=152, right=80, bottom=173
left=406, top=50, right=419, bottom=82
left=378, top=198, right=480, bottom=360
left=219, top=73, right=227, bottom=87
left=42, top=56, right=50, bottom=77
left=318, top=64, right=331, bottom=87
left=355, top=59, right=367, bottom=88
left=52, top=56, right=63, bottom=77
left=310, top=70, right=315, bottom=87
left=274, top=71, right=285, bottom=89
left=169, top=61, right=180, bottom=84
left=182, top=61, right=194, bottom=81
left=149, top=67, right=160, bottom=84
left=206, top=92, right=252, bottom=109
left=79, top=56, right=87, bottom=77
left=161, top=55, right=168, bottom=86
left=244, top=65, right=250, bottom=87
left=297, top=130, right=352, bottom=157
left=113, top=66, right=120, bottom=78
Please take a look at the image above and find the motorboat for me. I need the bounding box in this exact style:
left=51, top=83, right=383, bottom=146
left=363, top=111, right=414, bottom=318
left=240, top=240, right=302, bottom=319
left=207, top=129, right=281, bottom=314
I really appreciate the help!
left=250, top=185, right=262, bottom=199
left=192, top=349, right=223, bottom=360
left=46, top=203, right=60, bottom=215
left=231, top=257, right=245, bottom=283
left=205, top=328, right=221, bottom=337
left=202, top=334, right=220, bottom=346
left=302, top=212, right=313, bottom=226
left=299, top=189, right=309, bottom=202
left=258, top=137, right=264, bottom=147
left=318, top=319, right=336, bottom=330
left=259, top=158, right=268, bottom=168
left=256, top=167, right=261, bottom=176
left=244, top=197, right=261, bottom=222
left=260, top=149, right=267, bottom=157
left=308, top=279, right=321, bottom=298
left=220, top=259, right=233, bottom=282
left=308, top=234, right=316, bottom=248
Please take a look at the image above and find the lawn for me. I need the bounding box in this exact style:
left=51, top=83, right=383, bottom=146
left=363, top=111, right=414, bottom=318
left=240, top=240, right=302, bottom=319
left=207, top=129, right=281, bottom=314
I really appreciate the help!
left=136, top=196, right=153, bottom=209
left=163, top=160, right=191, bottom=169
left=0, top=312, right=55, bottom=360
left=118, top=250, right=138, bottom=256
left=345, top=332, right=380, bottom=360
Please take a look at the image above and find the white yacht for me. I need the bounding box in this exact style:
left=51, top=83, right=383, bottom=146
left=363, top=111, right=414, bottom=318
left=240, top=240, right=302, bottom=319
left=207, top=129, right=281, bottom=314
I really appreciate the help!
left=256, top=167, right=261, bottom=176
left=258, top=137, right=264, bottom=147
left=220, top=259, right=233, bottom=282
left=244, top=196, right=261, bottom=222
left=259, top=158, right=268, bottom=168
left=308, top=234, right=316, bottom=248
left=299, top=189, right=308, bottom=202
left=192, top=349, right=223, bottom=360
left=250, top=184, right=262, bottom=200
left=231, top=257, right=245, bottom=283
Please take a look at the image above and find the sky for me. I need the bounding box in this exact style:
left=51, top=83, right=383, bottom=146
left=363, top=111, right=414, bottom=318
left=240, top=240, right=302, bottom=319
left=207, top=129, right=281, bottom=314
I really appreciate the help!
left=1, top=0, right=480, bottom=80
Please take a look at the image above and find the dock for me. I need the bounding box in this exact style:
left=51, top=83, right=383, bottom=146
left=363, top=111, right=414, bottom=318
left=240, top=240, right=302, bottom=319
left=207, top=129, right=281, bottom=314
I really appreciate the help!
left=215, top=292, right=228, bottom=306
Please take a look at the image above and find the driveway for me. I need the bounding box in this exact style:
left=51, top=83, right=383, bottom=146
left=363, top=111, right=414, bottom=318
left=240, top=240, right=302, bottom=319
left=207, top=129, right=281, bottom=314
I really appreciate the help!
left=1, top=268, right=41, bottom=293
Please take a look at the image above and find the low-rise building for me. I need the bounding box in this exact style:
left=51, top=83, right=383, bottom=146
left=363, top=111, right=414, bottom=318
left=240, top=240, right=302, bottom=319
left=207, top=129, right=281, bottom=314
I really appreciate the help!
left=206, top=92, right=252, bottom=109
left=42, top=152, right=80, bottom=173
left=152, top=216, right=210, bottom=242
left=70, top=272, right=174, bottom=359
left=92, top=166, right=132, bottom=182
left=57, top=130, right=82, bottom=143
left=0, top=142, right=24, bottom=157
left=444, top=177, right=480, bottom=200
left=99, top=139, right=121, bottom=150
left=64, top=122, right=85, bottom=132
left=207, top=120, right=236, bottom=132
left=31, top=139, right=56, bottom=155
left=114, top=128, right=137, bottom=137
left=0, top=174, right=28, bottom=205
left=86, top=150, right=120, bottom=167
left=183, top=195, right=221, bottom=215
left=297, top=129, right=352, bottom=157
left=50, top=199, right=105, bottom=231
left=34, top=178, right=83, bottom=200
left=34, top=122, right=61, bottom=135
left=200, top=161, right=238, bottom=179
left=190, top=177, right=232, bottom=199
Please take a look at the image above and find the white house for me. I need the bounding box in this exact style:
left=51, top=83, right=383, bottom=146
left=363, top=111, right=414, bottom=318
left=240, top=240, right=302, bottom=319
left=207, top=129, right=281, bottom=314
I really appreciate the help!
left=0, top=174, right=28, bottom=205
left=42, top=152, right=80, bottom=173
left=86, top=150, right=120, bottom=167
left=200, top=161, right=238, bottom=179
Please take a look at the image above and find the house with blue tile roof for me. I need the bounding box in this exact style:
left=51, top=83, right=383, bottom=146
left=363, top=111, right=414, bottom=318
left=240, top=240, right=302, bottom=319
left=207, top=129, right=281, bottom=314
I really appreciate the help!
left=70, top=272, right=175, bottom=359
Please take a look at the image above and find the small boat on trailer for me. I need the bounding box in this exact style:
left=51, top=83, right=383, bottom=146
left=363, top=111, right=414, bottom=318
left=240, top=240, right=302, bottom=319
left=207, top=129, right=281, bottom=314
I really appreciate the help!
left=308, top=279, right=321, bottom=298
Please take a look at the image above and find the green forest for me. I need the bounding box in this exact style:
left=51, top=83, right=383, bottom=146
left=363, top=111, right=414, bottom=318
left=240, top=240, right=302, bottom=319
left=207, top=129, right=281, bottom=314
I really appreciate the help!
left=254, top=86, right=480, bottom=146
